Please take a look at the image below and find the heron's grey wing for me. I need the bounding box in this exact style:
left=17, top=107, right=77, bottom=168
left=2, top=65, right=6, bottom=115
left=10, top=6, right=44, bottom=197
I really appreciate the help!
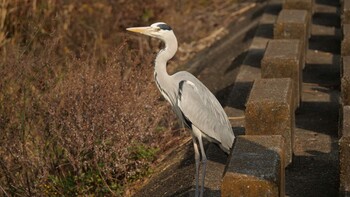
left=177, top=79, right=234, bottom=152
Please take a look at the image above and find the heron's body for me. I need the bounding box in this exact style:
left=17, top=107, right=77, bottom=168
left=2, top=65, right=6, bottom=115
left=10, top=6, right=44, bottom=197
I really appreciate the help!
left=127, top=22, right=235, bottom=197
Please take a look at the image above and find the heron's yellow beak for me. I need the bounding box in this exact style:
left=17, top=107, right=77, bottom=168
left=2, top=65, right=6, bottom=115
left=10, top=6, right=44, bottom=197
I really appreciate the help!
left=126, top=27, right=151, bottom=34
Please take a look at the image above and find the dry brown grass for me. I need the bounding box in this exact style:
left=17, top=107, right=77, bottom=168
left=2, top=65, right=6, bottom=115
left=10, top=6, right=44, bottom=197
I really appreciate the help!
left=0, top=0, right=240, bottom=195
left=0, top=1, right=181, bottom=196
left=0, top=38, right=181, bottom=196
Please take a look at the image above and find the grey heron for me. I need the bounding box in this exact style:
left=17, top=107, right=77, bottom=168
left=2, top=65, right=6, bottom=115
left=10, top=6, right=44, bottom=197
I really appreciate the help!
left=127, top=22, right=235, bottom=197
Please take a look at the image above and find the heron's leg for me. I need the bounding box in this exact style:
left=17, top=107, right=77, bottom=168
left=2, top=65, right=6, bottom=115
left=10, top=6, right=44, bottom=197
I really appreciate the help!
left=197, top=135, right=207, bottom=197
left=192, top=137, right=200, bottom=197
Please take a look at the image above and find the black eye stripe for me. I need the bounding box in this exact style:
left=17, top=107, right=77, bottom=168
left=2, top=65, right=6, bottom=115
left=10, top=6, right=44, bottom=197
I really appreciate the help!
left=157, top=24, right=172, bottom=31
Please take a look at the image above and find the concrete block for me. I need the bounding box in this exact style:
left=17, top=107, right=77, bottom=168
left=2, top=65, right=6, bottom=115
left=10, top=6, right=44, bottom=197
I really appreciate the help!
left=343, top=0, right=350, bottom=24
left=340, top=106, right=350, bottom=196
left=342, top=57, right=350, bottom=105
left=283, top=0, right=313, bottom=34
left=342, top=25, right=350, bottom=56
left=221, top=135, right=285, bottom=197
left=275, top=9, right=309, bottom=39
left=274, top=9, right=309, bottom=62
left=261, top=39, right=302, bottom=108
left=245, top=78, right=294, bottom=166
left=284, top=0, right=314, bottom=13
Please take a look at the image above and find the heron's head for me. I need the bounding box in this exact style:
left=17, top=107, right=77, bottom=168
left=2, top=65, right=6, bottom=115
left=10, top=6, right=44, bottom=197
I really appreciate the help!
left=126, top=22, right=175, bottom=42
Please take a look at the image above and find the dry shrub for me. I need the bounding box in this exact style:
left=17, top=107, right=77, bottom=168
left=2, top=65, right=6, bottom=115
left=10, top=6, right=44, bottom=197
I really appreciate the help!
left=0, top=38, right=180, bottom=196
left=0, top=0, right=181, bottom=195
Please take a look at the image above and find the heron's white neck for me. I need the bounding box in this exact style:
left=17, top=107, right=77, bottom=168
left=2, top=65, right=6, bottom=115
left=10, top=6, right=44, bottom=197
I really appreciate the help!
left=154, top=35, right=178, bottom=76
left=154, top=33, right=178, bottom=104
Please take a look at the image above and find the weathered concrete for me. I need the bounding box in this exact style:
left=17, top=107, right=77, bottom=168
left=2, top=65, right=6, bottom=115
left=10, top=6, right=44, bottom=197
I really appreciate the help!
left=245, top=78, right=294, bottom=166
left=221, top=135, right=285, bottom=197
left=342, top=24, right=350, bottom=56
left=342, top=56, right=350, bottom=105
left=261, top=39, right=302, bottom=108
left=274, top=9, right=309, bottom=67
left=342, top=0, right=350, bottom=24
left=274, top=9, right=310, bottom=39
left=340, top=106, right=350, bottom=196
left=284, top=0, right=314, bottom=15
left=283, top=0, right=313, bottom=36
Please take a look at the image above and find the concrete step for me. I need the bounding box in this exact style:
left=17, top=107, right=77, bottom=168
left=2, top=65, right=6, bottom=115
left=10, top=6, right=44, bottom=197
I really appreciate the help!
left=224, top=0, right=282, bottom=121
left=224, top=0, right=340, bottom=196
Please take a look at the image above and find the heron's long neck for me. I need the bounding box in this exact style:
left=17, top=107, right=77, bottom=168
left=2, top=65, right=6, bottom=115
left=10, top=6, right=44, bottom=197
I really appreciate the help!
left=154, top=36, right=178, bottom=103
left=154, top=38, right=178, bottom=77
